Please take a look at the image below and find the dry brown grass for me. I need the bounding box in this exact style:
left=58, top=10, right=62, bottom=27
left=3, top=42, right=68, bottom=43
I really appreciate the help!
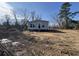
left=1, top=29, right=79, bottom=56
left=22, top=30, right=79, bottom=56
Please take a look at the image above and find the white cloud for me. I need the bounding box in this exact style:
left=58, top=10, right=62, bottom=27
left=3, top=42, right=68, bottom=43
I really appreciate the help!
left=0, top=2, right=13, bottom=16
left=0, top=2, right=14, bottom=24
left=0, top=2, right=26, bottom=24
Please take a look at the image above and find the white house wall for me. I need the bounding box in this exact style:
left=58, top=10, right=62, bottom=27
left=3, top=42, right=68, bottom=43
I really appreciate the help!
left=28, top=21, right=49, bottom=30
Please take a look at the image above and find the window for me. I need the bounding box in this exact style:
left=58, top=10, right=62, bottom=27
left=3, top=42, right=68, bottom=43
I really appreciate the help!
left=38, top=24, right=40, bottom=28
left=30, top=24, right=32, bottom=27
left=42, top=25, right=44, bottom=28
left=30, top=24, right=35, bottom=28
left=33, top=24, right=35, bottom=27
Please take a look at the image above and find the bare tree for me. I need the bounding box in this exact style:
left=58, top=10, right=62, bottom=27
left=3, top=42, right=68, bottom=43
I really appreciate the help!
left=12, top=10, right=20, bottom=29
left=36, top=15, right=42, bottom=20
left=3, top=15, right=11, bottom=29
left=51, top=15, right=62, bottom=28
left=21, top=9, right=30, bottom=30
left=12, top=10, right=18, bottom=26
left=31, top=11, right=36, bottom=21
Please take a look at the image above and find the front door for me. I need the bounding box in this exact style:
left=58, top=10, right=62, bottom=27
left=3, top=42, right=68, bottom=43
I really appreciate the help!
left=38, top=24, right=40, bottom=29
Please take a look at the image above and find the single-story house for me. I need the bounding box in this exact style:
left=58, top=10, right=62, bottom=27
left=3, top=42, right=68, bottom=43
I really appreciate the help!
left=28, top=20, right=49, bottom=31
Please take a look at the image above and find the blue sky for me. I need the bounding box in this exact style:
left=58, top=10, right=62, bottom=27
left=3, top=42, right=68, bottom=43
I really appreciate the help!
left=5, top=2, right=79, bottom=24
left=8, top=2, right=62, bottom=22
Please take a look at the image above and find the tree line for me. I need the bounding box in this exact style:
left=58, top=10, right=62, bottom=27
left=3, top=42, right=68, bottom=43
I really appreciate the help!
left=0, top=9, right=42, bottom=31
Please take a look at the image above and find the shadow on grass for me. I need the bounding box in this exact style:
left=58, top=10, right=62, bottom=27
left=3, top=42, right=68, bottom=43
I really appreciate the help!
left=29, top=29, right=65, bottom=33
